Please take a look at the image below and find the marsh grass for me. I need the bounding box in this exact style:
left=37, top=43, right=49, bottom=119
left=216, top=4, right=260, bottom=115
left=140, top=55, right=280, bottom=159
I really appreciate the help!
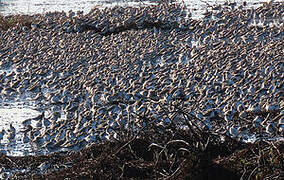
left=5, top=125, right=282, bottom=179
left=1, top=99, right=282, bottom=179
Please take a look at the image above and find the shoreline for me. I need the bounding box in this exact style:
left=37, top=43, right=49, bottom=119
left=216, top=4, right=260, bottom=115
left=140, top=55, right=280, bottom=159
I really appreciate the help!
left=0, top=1, right=283, bottom=179
left=1, top=0, right=282, bottom=31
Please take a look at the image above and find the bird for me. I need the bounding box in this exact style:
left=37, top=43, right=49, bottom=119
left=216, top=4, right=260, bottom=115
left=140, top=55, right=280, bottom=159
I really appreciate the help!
left=20, top=124, right=33, bottom=134
left=33, top=135, right=45, bottom=146
left=237, top=103, right=245, bottom=112
left=32, top=112, right=44, bottom=121
left=239, top=111, right=248, bottom=119
left=22, top=133, right=30, bottom=143
left=9, top=123, right=16, bottom=133
left=224, top=110, right=233, bottom=122
left=265, top=123, right=276, bottom=134
left=7, top=130, right=16, bottom=142
left=43, top=118, right=51, bottom=127
left=22, top=112, right=44, bottom=125
left=22, top=118, right=32, bottom=126
left=0, top=129, right=6, bottom=142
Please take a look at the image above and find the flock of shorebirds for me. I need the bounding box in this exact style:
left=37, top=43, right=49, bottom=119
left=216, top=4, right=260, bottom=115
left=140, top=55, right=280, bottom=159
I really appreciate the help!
left=0, top=2, right=283, bottom=155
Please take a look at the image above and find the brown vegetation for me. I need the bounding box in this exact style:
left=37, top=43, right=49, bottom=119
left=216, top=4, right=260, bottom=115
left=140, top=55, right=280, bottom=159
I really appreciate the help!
left=1, top=101, right=282, bottom=179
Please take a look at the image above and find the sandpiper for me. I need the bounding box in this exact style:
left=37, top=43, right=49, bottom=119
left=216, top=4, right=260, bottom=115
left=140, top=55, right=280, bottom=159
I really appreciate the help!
left=0, top=129, right=5, bottom=142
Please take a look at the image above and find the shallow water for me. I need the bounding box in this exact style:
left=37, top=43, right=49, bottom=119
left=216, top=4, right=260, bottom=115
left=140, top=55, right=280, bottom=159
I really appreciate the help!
left=0, top=0, right=277, bottom=18
left=0, top=101, right=42, bottom=156
left=0, top=99, right=74, bottom=156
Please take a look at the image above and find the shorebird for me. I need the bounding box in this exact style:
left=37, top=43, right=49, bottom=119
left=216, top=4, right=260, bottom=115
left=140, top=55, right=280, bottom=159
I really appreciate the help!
left=9, top=123, right=16, bottom=133
left=7, top=130, right=16, bottom=142
left=22, top=112, right=44, bottom=126
left=22, top=133, right=29, bottom=143
left=239, top=111, right=248, bottom=119
left=33, top=135, right=45, bottom=146
left=253, top=116, right=263, bottom=127
left=20, top=124, right=33, bottom=134
left=35, top=120, right=43, bottom=128
left=0, top=129, right=5, bottom=142
left=38, top=162, right=51, bottom=173
left=224, top=110, right=233, bottom=122
left=43, top=118, right=51, bottom=127
left=265, top=123, right=276, bottom=134
left=43, top=130, right=51, bottom=142
left=22, top=119, right=32, bottom=126
left=52, top=138, right=66, bottom=150
left=237, top=103, right=245, bottom=112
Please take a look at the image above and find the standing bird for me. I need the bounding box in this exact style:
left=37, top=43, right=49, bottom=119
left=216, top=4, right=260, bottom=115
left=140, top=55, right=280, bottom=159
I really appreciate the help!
left=7, top=123, right=16, bottom=142
left=0, top=129, right=6, bottom=142
left=9, top=123, right=16, bottom=132
left=20, top=124, right=33, bottom=134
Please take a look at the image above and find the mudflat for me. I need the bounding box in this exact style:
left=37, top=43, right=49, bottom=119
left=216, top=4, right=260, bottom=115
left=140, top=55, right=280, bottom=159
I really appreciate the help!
left=0, top=1, right=283, bottom=179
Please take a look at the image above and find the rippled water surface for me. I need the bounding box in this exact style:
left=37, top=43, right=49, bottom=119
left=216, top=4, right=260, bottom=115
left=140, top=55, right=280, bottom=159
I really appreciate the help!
left=0, top=0, right=278, bottom=17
